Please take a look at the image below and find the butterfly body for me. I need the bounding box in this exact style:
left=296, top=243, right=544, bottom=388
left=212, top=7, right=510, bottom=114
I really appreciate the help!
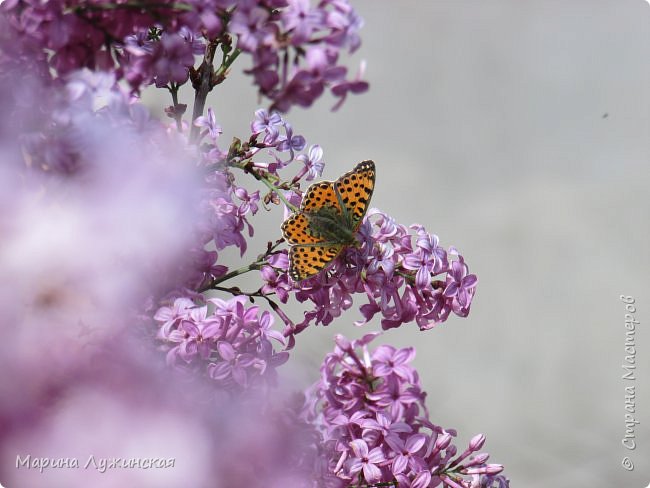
left=281, top=160, right=376, bottom=282
left=303, top=205, right=356, bottom=245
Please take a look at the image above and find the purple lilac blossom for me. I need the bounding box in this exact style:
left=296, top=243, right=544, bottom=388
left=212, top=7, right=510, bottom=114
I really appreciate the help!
left=276, top=122, right=306, bottom=159
left=194, top=107, right=223, bottom=141
left=260, top=208, right=477, bottom=333
left=152, top=31, right=196, bottom=87
left=0, top=72, right=236, bottom=486
left=0, top=70, right=203, bottom=328
left=0, top=322, right=320, bottom=487
left=251, top=108, right=283, bottom=144
left=302, top=334, right=508, bottom=487
left=156, top=296, right=289, bottom=391
left=0, top=340, right=218, bottom=487
left=237, top=0, right=369, bottom=111
left=178, top=107, right=316, bottom=293
left=1, top=0, right=368, bottom=111
left=154, top=109, right=328, bottom=385
left=295, top=144, right=325, bottom=181
left=192, top=111, right=479, bottom=337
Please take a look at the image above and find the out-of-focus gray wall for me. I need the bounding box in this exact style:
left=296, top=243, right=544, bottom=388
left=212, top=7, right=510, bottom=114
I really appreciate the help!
left=145, top=1, right=649, bottom=485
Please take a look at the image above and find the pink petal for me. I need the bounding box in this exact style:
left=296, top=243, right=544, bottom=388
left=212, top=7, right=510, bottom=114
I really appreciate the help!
left=411, top=470, right=432, bottom=488
left=462, top=274, right=478, bottom=288
left=384, top=435, right=404, bottom=453
left=362, top=463, right=381, bottom=483
left=209, top=362, right=231, bottom=380
left=231, top=366, right=248, bottom=386
left=216, top=341, right=235, bottom=360
left=392, top=454, right=408, bottom=475
left=180, top=320, right=199, bottom=336
left=443, top=281, right=459, bottom=297
left=367, top=447, right=385, bottom=463
left=350, top=439, right=368, bottom=458
left=393, top=347, right=415, bottom=365
left=405, top=434, right=426, bottom=454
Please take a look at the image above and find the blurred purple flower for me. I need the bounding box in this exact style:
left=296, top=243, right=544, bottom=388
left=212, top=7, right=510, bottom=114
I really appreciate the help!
left=331, top=61, right=369, bottom=110
left=230, top=6, right=275, bottom=52
left=178, top=25, right=207, bottom=55
left=282, top=0, right=325, bottom=44
left=153, top=32, right=196, bottom=87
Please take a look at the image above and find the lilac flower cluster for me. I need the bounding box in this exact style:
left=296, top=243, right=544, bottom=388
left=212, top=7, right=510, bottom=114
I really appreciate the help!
left=1, top=0, right=367, bottom=111
left=302, top=334, right=508, bottom=488
left=0, top=0, right=193, bottom=85
left=0, top=70, right=216, bottom=349
left=155, top=295, right=289, bottom=391
left=125, top=26, right=206, bottom=89
left=190, top=165, right=259, bottom=287
left=196, top=107, right=322, bottom=173
left=136, top=108, right=265, bottom=301
left=14, top=70, right=164, bottom=177
left=174, top=107, right=322, bottom=297
left=153, top=107, right=333, bottom=385
left=230, top=0, right=368, bottom=111
left=261, top=208, right=478, bottom=333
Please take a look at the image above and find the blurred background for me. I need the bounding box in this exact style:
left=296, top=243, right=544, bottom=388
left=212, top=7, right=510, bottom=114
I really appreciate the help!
left=144, top=1, right=650, bottom=486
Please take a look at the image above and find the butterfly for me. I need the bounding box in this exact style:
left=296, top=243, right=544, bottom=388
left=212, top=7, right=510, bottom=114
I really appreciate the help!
left=281, top=160, right=376, bottom=282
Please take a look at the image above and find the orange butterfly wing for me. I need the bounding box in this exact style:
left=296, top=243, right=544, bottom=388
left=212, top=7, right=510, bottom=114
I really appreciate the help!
left=288, top=244, right=343, bottom=282
left=282, top=180, right=343, bottom=244
left=301, top=181, right=342, bottom=213
left=334, top=160, right=375, bottom=227
left=281, top=213, right=323, bottom=245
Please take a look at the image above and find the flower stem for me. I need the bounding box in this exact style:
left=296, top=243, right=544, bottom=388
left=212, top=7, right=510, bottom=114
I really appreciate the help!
left=189, top=39, right=240, bottom=144
left=233, top=162, right=298, bottom=212
left=168, top=83, right=184, bottom=131
left=199, top=239, right=284, bottom=293
left=216, top=48, right=241, bottom=79
left=190, top=40, right=219, bottom=143
left=200, top=261, right=264, bottom=292
left=258, top=173, right=298, bottom=212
